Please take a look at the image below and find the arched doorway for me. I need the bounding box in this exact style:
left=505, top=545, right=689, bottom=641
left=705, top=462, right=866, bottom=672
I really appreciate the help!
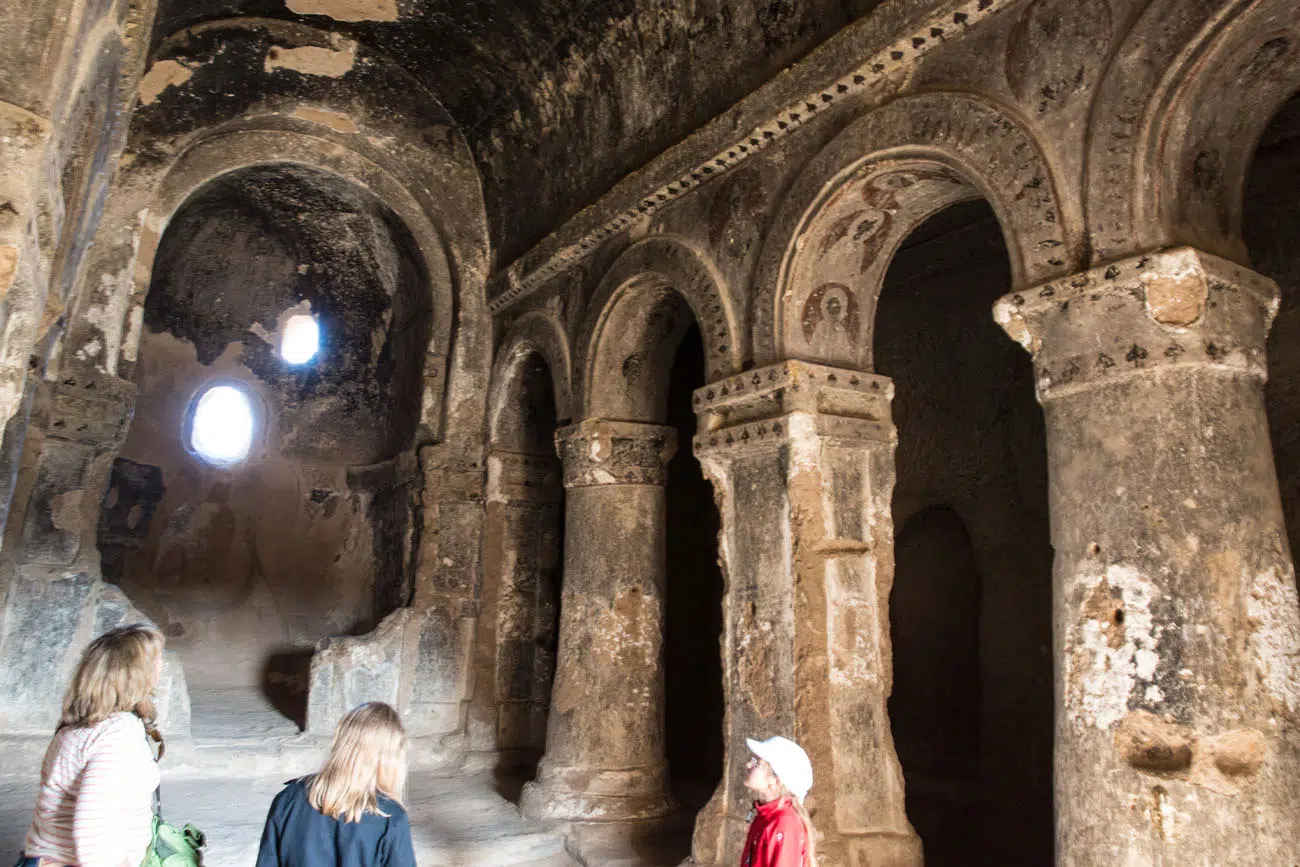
left=875, top=199, right=1053, bottom=866
left=96, top=163, right=433, bottom=740
left=1244, top=90, right=1300, bottom=566
left=524, top=264, right=726, bottom=864
left=888, top=505, right=981, bottom=859
left=482, top=346, right=566, bottom=800
left=664, top=323, right=726, bottom=820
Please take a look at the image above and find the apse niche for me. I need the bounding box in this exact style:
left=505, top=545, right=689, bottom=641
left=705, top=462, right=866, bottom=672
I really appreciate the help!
left=96, top=164, right=432, bottom=738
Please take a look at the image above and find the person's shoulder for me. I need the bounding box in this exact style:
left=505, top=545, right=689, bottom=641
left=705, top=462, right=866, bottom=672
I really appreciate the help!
left=86, top=712, right=146, bottom=747
left=276, top=777, right=310, bottom=802
left=768, top=802, right=805, bottom=835
left=267, top=777, right=310, bottom=816
left=378, top=794, right=409, bottom=825
left=102, top=711, right=146, bottom=732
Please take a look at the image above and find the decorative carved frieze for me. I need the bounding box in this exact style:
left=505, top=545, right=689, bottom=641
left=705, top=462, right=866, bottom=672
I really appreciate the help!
left=994, top=247, right=1278, bottom=401
left=488, top=0, right=1020, bottom=314
left=693, top=359, right=894, bottom=456
left=555, top=419, right=677, bottom=488
left=47, top=372, right=138, bottom=446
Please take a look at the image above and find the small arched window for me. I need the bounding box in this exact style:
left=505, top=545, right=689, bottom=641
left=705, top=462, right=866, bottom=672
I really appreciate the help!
left=280, top=313, right=320, bottom=365
left=189, top=384, right=255, bottom=465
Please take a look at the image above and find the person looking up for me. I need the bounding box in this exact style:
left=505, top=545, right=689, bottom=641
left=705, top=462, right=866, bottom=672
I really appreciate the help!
left=740, top=735, right=818, bottom=867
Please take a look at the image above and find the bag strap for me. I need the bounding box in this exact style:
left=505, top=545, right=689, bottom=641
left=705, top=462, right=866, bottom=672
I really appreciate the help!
left=140, top=716, right=163, bottom=819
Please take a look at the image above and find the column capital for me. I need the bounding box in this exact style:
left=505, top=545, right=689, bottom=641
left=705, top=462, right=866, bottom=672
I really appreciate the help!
left=555, top=419, right=677, bottom=488
left=994, top=247, right=1279, bottom=401
left=692, top=359, right=894, bottom=457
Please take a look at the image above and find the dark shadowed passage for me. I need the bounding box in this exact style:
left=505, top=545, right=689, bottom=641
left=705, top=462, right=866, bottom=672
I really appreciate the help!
left=877, top=199, right=1054, bottom=867
left=1246, top=91, right=1300, bottom=570
left=664, top=323, right=726, bottom=816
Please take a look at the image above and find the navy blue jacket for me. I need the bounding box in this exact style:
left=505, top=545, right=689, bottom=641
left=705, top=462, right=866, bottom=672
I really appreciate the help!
left=255, top=778, right=417, bottom=867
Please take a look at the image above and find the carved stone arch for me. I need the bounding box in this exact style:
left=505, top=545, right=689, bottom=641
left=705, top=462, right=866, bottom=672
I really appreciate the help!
left=752, top=91, right=1077, bottom=369
left=487, top=311, right=574, bottom=450
left=575, top=235, right=741, bottom=421
left=1149, top=0, right=1296, bottom=263
left=1084, top=0, right=1300, bottom=264
left=79, top=129, right=459, bottom=440
left=136, top=17, right=488, bottom=269
left=65, top=18, right=489, bottom=444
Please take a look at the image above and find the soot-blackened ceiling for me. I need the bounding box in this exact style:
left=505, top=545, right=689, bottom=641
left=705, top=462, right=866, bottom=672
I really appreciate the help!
left=150, top=0, right=887, bottom=265
left=147, top=164, right=431, bottom=463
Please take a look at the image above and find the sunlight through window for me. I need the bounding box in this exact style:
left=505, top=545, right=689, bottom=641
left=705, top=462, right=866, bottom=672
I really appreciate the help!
left=280, top=313, right=320, bottom=365
left=190, top=385, right=254, bottom=465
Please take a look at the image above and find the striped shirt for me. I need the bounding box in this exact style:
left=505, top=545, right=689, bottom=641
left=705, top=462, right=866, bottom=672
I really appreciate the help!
left=24, top=712, right=160, bottom=867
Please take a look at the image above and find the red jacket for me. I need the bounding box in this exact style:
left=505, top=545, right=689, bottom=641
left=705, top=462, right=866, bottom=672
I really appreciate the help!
left=740, top=798, right=807, bottom=867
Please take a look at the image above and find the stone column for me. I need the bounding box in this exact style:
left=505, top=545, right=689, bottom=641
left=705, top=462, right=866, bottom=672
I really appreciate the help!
left=467, top=447, right=563, bottom=756
left=994, top=247, right=1300, bottom=865
left=521, top=419, right=676, bottom=823
left=401, top=447, right=486, bottom=740
left=690, top=360, right=922, bottom=867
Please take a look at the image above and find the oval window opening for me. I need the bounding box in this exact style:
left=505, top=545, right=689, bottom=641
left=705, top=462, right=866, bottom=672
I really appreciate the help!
left=190, top=385, right=254, bottom=465
left=280, top=314, right=320, bottom=365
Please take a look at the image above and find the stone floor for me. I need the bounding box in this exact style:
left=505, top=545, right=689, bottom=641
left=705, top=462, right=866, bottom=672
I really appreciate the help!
left=0, top=690, right=700, bottom=866
left=0, top=768, right=579, bottom=866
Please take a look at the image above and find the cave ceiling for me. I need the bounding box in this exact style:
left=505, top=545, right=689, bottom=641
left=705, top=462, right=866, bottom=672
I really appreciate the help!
left=151, top=0, right=886, bottom=264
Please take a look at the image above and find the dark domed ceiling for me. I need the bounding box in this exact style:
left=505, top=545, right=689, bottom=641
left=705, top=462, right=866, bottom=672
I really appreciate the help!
left=151, top=0, right=887, bottom=265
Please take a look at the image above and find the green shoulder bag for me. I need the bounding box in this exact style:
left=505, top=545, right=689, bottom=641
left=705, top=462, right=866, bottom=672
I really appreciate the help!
left=141, top=726, right=206, bottom=867
left=142, top=814, right=205, bottom=867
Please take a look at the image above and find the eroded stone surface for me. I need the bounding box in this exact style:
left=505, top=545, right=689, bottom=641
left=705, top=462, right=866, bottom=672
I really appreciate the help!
left=4, top=2, right=1300, bottom=866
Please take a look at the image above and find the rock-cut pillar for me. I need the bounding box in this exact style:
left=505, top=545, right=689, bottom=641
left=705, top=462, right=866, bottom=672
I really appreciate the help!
left=995, top=247, right=1300, bottom=865
left=467, top=447, right=563, bottom=755
left=689, top=360, right=923, bottom=867
left=520, top=419, right=676, bottom=823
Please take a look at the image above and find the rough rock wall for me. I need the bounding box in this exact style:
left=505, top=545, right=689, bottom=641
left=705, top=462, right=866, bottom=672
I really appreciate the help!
left=0, top=0, right=156, bottom=540
left=0, top=0, right=163, bottom=736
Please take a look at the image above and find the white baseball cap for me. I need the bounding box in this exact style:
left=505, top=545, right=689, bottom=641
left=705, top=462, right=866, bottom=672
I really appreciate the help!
left=746, top=735, right=813, bottom=802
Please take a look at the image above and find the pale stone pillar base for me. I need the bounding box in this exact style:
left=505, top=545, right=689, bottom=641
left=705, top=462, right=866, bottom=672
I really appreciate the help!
left=521, top=760, right=673, bottom=822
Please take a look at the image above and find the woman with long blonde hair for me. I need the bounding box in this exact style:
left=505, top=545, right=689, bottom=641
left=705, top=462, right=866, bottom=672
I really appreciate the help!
left=255, top=702, right=415, bottom=867
left=20, top=624, right=166, bottom=867
left=740, top=735, right=819, bottom=867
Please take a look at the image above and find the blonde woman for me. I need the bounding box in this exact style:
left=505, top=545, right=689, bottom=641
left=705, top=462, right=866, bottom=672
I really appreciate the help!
left=741, top=736, right=818, bottom=867
left=20, top=624, right=166, bottom=867
left=255, top=702, right=415, bottom=867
